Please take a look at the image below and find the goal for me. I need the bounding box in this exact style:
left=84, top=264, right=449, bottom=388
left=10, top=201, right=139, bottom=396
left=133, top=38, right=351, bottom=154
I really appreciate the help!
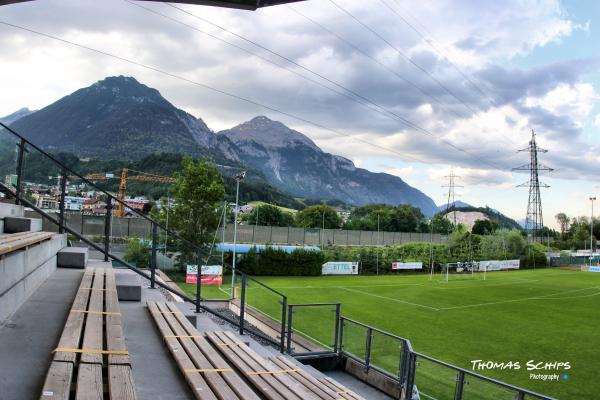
left=440, top=262, right=486, bottom=282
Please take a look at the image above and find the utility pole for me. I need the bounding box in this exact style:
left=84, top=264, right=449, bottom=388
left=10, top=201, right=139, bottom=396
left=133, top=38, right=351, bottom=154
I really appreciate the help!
left=230, top=170, right=246, bottom=298
left=442, top=167, right=462, bottom=227
left=376, top=214, right=380, bottom=276
left=591, top=197, right=596, bottom=267
left=513, top=130, right=553, bottom=244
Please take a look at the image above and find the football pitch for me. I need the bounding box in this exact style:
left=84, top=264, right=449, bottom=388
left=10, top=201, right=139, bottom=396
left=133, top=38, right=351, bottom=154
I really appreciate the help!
left=174, top=269, right=600, bottom=399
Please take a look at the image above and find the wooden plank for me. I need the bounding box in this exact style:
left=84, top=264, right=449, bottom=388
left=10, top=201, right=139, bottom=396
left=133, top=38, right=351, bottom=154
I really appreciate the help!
left=158, top=303, right=248, bottom=400
left=218, top=330, right=320, bottom=400
left=54, top=270, right=93, bottom=363
left=269, top=357, right=334, bottom=400
left=104, top=270, right=130, bottom=366
left=208, top=331, right=302, bottom=400
left=39, top=362, right=73, bottom=400
left=147, top=301, right=218, bottom=400
left=166, top=303, right=261, bottom=400
left=319, top=378, right=362, bottom=400
left=80, top=269, right=105, bottom=365
left=0, top=232, right=54, bottom=255
left=0, top=231, right=41, bottom=244
left=75, top=363, right=103, bottom=400
left=108, top=365, right=137, bottom=400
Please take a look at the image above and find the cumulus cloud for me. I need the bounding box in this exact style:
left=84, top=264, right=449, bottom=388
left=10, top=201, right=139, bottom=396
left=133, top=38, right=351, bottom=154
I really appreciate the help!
left=0, top=0, right=598, bottom=185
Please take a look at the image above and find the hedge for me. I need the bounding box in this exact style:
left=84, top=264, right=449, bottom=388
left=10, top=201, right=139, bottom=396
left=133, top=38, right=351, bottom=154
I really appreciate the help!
left=236, top=248, right=324, bottom=276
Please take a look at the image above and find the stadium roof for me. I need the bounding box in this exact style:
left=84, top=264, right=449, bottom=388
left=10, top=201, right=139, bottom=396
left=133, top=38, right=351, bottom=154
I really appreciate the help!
left=0, top=0, right=304, bottom=10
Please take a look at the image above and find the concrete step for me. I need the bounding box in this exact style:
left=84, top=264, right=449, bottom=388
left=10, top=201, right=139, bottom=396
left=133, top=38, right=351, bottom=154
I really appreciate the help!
left=0, top=203, right=24, bottom=219
left=57, top=247, right=88, bottom=269
left=3, top=217, right=42, bottom=234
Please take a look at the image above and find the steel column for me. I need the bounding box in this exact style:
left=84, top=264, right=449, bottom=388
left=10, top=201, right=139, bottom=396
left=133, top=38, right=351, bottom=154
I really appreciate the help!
left=104, top=198, right=112, bottom=262
left=333, top=303, right=341, bottom=353
left=150, top=222, right=157, bottom=289
left=239, top=273, right=247, bottom=335
left=280, top=296, right=287, bottom=353
left=365, top=327, right=373, bottom=371
left=286, top=304, right=294, bottom=354
left=14, top=139, right=26, bottom=204
left=456, top=371, right=465, bottom=400
left=195, top=249, right=202, bottom=313
left=58, top=169, right=67, bottom=233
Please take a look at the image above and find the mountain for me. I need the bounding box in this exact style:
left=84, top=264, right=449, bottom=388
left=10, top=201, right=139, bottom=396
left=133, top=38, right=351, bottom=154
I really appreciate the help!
left=218, top=116, right=438, bottom=215
left=437, top=201, right=472, bottom=212
left=0, top=107, right=35, bottom=124
left=7, top=76, right=438, bottom=215
left=10, top=76, right=215, bottom=159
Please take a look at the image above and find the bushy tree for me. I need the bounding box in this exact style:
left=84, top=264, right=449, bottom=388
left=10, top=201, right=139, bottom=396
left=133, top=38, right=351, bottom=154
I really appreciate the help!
left=345, top=203, right=425, bottom=232
left=246, top=204, right=294, bottom=227
left=430, top=214, right=454, bottom=234
left=168, top=158, right=225, bottom=266
left=296, top=205, right=341, bottom=229
left=472, top=219, right=498, bottom=235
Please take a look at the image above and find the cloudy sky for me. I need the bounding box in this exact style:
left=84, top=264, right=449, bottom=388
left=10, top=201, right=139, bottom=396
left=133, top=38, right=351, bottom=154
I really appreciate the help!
left=0, top=0, right=599, bottom=227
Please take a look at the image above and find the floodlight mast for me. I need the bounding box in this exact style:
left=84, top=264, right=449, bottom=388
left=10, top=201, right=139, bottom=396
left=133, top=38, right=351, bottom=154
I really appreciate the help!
left=231, top=170, right=246, bottom=297
left=591, top=197, right=596, bottom=268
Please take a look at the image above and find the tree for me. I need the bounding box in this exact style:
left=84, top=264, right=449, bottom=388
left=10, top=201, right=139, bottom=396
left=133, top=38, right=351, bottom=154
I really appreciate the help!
left=555, top=213, right=570, bottom=238
left=472, top=219, right=497, bottom=235
left=345, top=203, right=425, bottom=232
left=246, top=204, right=294, bottom=227
left=430, top=214, right=453, bottom=234
left=296, top=205, right=341, bottom=229
left=169, top=158, right=225, bottom=266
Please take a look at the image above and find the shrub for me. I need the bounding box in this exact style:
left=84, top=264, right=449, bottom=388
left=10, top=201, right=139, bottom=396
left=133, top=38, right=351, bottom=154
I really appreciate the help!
left=124, top=238, right=150, bottom=267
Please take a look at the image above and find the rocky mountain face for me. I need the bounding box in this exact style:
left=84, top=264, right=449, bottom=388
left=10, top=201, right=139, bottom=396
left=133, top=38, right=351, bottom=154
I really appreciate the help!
left=9, top=76, right=215, bottom=159
left=218, top=116, right=438, bottom=215
left=6, top=76, right=438, bottom=215
left=0, top=107, right=35, bottom=125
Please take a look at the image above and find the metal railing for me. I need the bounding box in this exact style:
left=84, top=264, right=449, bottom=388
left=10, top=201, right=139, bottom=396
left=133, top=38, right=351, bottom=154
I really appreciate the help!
left=286, top=302, right=341, bottom=356
left=337, top=317, right=555, bottom=400
left=0, top=122, right=287, bottom=347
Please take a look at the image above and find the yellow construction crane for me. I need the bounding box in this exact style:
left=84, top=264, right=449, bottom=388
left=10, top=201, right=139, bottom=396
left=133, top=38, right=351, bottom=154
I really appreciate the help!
left=69, top=168, right=175, bottom=217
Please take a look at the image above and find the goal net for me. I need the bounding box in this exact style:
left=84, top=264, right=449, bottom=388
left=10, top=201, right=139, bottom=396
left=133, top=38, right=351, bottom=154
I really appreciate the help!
left=441, top=262, right=486, bottom=282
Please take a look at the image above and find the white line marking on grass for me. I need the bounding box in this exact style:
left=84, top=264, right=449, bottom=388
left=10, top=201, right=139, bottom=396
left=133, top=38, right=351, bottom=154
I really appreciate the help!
left=419, top=391, right=440, bottom=400
left=339, top=287, right=440, bottom=311
left=431, top=279, right=538, bottom=290
left=439, top=286, right=600, bottom=310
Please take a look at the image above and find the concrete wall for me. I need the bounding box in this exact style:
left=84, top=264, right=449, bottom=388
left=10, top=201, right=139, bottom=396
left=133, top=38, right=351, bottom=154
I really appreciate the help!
left=0, top=203, right=24, bottom=219
left=0, top=234, right=67, bottom=323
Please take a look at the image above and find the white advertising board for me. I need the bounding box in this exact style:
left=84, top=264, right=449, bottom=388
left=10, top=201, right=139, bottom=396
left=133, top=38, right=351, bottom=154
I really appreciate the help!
left=391, top=262, right=423, bottom=270
left=322, top=261, right=359, bottom=275
left=478, top=260, right=520, bottom=271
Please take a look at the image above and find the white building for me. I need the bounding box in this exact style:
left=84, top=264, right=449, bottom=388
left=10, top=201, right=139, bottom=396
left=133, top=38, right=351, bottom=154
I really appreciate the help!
left=64, top=196, right=86, bottom=211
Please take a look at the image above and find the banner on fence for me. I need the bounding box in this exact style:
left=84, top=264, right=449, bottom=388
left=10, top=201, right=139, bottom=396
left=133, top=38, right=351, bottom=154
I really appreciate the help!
left=478, top=259, right=520, bottom=271
left=322, top=261, right=359, bottom=275
left=186, top=265, right=223, bottom=285
left=391, top=262, right=423, bottom=270
left=589, top=266, right=600, bottom=273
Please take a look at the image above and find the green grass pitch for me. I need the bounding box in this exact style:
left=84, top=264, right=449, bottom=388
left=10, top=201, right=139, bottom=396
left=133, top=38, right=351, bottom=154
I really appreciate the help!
left=172, top=269, right=600, bottom=399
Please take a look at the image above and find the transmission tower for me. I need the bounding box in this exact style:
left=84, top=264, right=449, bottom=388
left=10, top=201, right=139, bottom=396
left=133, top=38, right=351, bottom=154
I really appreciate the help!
left=513, top=130, right=553, bottom=242
left=442, top=168, right=462, bottom=226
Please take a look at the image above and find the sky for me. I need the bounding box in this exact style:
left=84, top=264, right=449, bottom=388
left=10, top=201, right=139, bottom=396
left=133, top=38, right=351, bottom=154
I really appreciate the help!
left=0, top=0, right=599, bottom=228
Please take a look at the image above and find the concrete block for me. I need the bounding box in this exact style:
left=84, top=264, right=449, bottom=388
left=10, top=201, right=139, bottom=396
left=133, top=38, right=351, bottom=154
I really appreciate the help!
left=0, top=203, right=24, bottom=219
left=0, top=219, right=4, bottom=234
left=116, top=274, right=141, bottom=301
left=57, top=247, right=88, bottom=269
left=3, top=217, right=42, bottom=233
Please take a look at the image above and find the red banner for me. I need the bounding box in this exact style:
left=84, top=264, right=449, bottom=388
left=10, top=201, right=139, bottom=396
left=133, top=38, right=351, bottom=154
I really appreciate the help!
left=186, top=274, right=223, bottom=285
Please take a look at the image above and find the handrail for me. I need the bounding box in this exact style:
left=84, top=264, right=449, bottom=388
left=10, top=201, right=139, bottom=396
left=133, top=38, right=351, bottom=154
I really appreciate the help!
left=338, top=317, right=555, bottom=400
left=0, top=122, right=203, bottom=253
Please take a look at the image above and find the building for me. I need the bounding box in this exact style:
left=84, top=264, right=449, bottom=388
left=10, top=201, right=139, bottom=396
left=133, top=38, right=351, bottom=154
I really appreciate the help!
left=4, top=174, right=17, bottom=188
left=64, top=196, right=85, bottom=211
left=35, top=194, right=58, bottom=210
left=82, top=198, right=106, bottom=214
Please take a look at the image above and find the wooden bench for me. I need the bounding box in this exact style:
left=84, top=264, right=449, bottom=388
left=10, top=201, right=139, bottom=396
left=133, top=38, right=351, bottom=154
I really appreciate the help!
left=0, top=231, right=55, bottom=256
left=269, top=356, right=363, bottom=400
left=147, top=301, right=261, bottom=400
left=40, top=268, right=136, bottom=400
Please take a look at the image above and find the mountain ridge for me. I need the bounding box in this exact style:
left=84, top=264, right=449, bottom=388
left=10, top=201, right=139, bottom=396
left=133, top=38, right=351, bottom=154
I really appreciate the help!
left=7, top=76, right=438, bottom=215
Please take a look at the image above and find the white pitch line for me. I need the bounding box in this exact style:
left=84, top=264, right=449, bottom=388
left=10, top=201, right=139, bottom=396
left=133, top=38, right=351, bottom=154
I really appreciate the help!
left=439, top=286, right=600, bottom=310
left=431, top=278, right=539, bottom=290
left=338, top=287, right=440, bottom=311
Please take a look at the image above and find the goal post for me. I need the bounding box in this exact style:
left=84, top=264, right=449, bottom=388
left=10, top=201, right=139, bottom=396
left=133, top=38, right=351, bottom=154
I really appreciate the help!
left=440, top=261, right=486, bottom=282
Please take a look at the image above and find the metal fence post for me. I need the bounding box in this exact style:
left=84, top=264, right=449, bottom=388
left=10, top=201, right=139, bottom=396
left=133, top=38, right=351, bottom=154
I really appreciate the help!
left=286, top=304, right=293, bottom=354
left=150, top=222, right=157, bottom=289
left=58, top=169, right=67, bottom=233
left=239, top=273, right=246, bottom=335
left=400, top=340, right=409, bottom=387
left=195, top=249, right=202, bottom=313
left=365, top=327, right=373, bottom=371
left=456, top=371, right=465, bottom=400
left=405, top=353, right=416, bottom=400
left=104, top=198, right=112, bottom=262
left=333, top=304, right=341, bottom=353
left=14, top=139, right=26, bottom=204
left=338, top=317, right=345, bottom=355
left=280, top=296, right=287, bottom=353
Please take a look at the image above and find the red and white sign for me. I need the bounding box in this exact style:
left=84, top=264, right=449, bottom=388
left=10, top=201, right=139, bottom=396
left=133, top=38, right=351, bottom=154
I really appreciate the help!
left=186, top=265, right=223, bottom=285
